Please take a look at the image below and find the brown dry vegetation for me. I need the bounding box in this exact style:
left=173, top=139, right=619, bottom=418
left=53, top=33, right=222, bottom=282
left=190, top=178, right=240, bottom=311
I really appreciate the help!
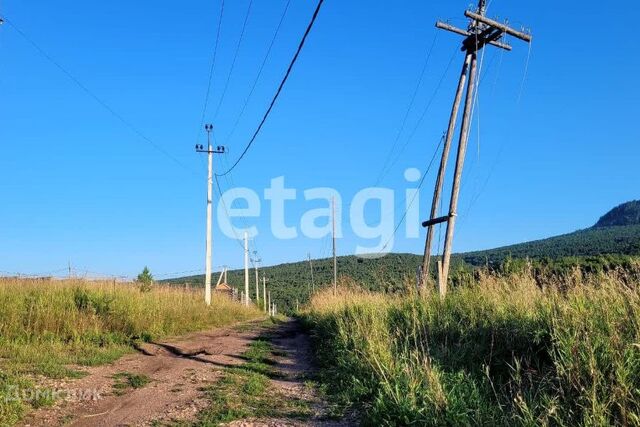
left=0, top=277, right=263, bottom=425
left=304, top=267, right=640, bottom=425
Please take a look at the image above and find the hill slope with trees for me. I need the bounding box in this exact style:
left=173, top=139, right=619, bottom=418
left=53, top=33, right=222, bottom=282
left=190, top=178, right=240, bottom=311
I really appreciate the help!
left=163, top=201, right=640, bottom=311
left=594, top=200, right=640, bottom=227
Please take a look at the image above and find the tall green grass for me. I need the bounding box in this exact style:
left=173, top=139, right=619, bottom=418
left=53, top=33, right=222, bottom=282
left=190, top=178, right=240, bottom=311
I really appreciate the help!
left=0, top=278, right=263, bottom=425
left=304, top=269, right=640, bottom=426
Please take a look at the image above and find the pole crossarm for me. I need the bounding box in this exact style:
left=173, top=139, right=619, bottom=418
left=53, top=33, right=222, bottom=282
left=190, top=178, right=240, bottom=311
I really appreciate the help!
left=435, top=21, right=512, bottom=51
left=196, top=147, right=226, bottom=154
left=436, top=9, right=531, bottom=54
left=464, top=11, right=532, bottom=43
left=421, top=215, right=450, bottom=228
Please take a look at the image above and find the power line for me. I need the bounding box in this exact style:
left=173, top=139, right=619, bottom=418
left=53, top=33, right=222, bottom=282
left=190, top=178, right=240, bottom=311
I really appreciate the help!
left=516, top=39, right=533, bottom=104
left=459, top=39, right=530, bottom=226
left=218, top=149, right=253, bottom=235
left=224, top=0, right=291, bottom=144
left=212, top=0, right=254, bottom=121
left=213, top=148, right=262, bottom=262
left=216, top=0, right=325, bottom=177
left=376, top=46, right=458, bottom=185
left=3, top=17, right=197, bottom=177
left=214, top=174, right=250, bottom=251
left=381, top=133, right=444, bottom=252
left=374, top=32, right=439, bottom=185
left=197, top=0, right=226, bottom=138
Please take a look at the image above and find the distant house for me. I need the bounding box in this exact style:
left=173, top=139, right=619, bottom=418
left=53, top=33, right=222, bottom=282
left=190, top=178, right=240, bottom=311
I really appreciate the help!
left=214, top=282, right=233, bottom=299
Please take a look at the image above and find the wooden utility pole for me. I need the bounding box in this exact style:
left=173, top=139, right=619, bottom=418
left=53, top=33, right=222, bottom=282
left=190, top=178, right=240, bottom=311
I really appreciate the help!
left=196, top=124, right=225, bottom=306
left=332, top=197, right=337, bottom=294
left=420, top=0, right=531, bottom=297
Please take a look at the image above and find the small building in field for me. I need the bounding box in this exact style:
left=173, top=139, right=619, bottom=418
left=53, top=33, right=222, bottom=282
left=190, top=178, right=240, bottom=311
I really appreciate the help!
left=214, top=282, right=234, bottom=299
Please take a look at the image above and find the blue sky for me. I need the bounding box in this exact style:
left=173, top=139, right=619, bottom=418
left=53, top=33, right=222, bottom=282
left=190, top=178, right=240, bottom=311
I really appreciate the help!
left=0, top=0, right=638, bottom=279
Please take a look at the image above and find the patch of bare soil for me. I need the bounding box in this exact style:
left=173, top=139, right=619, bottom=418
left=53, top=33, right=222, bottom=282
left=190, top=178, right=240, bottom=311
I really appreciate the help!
left=21, top=320, right=268, bottom=427
left=227, top=319, right=355, bottom=427
left=20, top=319, right=353, bottom=427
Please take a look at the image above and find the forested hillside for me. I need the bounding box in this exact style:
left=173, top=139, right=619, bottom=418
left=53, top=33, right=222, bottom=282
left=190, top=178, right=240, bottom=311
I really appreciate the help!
left=162, top=253, right=424, bottom=310
left=462, top=224, right=640, bottom=265
left=164, top=204, right=640, bottom=311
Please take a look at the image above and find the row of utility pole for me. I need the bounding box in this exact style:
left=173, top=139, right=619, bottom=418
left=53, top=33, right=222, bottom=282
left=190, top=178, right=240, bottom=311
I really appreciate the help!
left=196, top=125, right=273, bottom=310
left=195, top=1, right=530, bottom=306
left=420, top=0, right=531, bottom=297
left=196, top=123, right=338, bottom=309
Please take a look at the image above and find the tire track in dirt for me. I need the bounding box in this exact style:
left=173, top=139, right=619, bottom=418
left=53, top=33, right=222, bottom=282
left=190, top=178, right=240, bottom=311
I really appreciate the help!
left=21, top=320, right=268, bottom=426
left=21, top=319, right=352, bottom=427
left=227, top=319, right=355, bottom=427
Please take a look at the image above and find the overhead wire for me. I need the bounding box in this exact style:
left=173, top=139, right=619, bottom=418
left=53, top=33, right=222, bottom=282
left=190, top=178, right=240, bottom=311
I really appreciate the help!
left=3, top=17, right=198, bottom=177
left=224, top=0, right=291, bottom=144
left=516, top=39, right=533, bottom=104
left=459, top=32, right=532, bottom=226
left=197, top=0, right=226, bottom=141
left=376, top=46, right=458, bottom=185
left=214, top=174, right=249, bottom=251
left=218, top=148, right=253, bottom=236
left=213, top=152, right=260, bottom=267
left=212, top=0, right=254, bottom=121
left=381, top=132, right=445, bottom=252
left=216, top=0, right=325, bottom=177
left=374, top=32, right=439, bottom=185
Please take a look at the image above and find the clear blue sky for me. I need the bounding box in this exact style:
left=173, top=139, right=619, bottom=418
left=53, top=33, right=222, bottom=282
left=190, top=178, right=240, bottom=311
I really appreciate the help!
left=0, top=0, right=637, bottom=279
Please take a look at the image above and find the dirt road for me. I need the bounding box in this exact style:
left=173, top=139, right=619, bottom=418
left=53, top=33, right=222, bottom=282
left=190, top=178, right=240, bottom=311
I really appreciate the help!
left=21, top=319, right=347, bottom=426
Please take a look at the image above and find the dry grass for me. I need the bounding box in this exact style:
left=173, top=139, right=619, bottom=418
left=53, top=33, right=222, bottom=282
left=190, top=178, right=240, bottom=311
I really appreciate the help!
left=305, top=268, right=640, bottom=425
left=0, top=277, right=263, bottom=425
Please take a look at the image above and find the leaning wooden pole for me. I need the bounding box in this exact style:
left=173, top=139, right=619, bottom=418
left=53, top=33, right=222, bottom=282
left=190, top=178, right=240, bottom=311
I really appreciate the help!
left=439, top=52, right=478, bottom=296
left=421, top=52, right=472, bottom=291
left=419, top=0, right=531, bottom=298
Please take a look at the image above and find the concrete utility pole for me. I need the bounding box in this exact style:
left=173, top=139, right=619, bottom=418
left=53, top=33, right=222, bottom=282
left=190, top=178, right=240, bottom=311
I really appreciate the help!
left=268, top=291, right=272, bottom=316
left=262, top=275, right=267, bottom=312
left=244, top=231, right=250, bottom=306
left=196, top=124, right=226, bottom=306
left=332, top=197, right=337, bottom=294
left=252, top=251, right=261, bottom=305
left=420, top=0, right=531, bottom=297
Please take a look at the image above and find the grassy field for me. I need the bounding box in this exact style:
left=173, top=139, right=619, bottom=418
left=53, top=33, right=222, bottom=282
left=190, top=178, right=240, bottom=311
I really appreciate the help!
left=0, top=278, right=263, bottom=425
left=303, top=268, right=640, bottom=426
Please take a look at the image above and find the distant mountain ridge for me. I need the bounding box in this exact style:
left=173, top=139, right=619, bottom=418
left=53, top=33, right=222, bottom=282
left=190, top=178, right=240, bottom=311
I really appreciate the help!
left=462, top=200, right=640, bottom=265
left=594, top=200, right=640, bottom=228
